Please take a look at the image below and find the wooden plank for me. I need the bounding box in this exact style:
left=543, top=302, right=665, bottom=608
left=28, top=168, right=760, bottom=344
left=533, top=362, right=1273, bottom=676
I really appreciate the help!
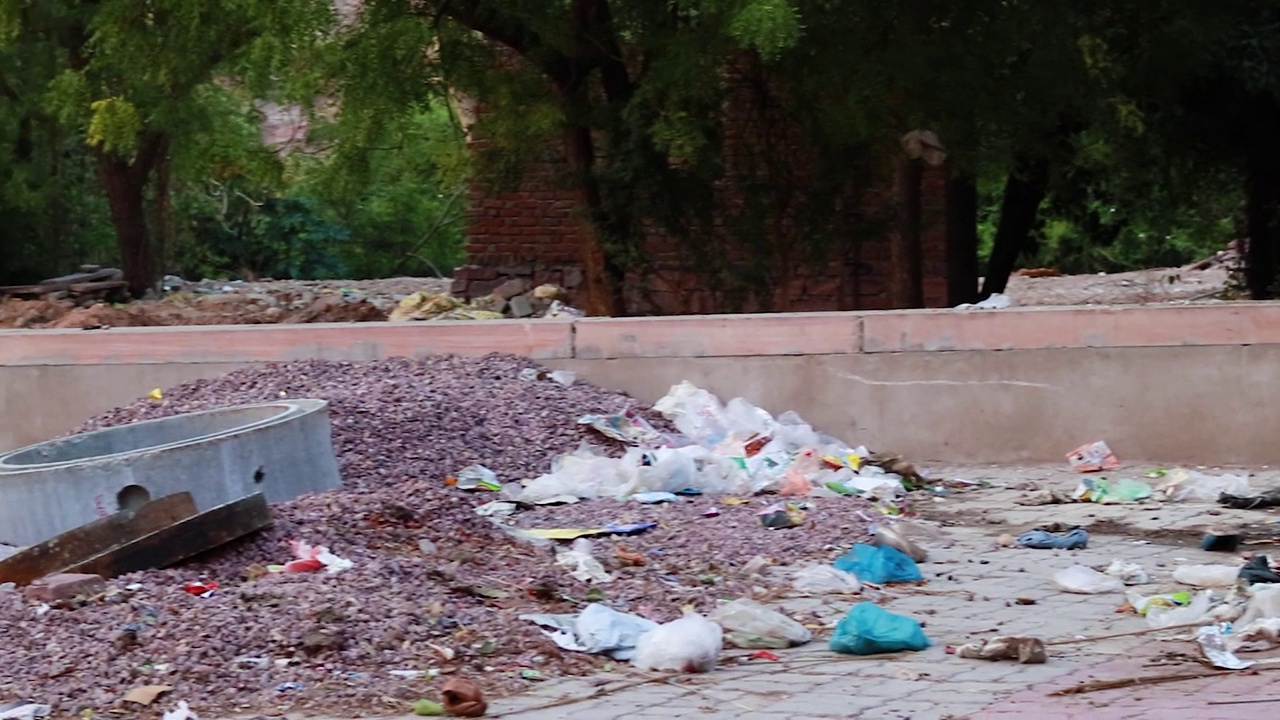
left=67, top=493, right=272, bottom=578
left=0, top=493, right=198, bottom=585
left=40, top=268, right=122, bottom=285
left=68, top=280, right=128, bottom=294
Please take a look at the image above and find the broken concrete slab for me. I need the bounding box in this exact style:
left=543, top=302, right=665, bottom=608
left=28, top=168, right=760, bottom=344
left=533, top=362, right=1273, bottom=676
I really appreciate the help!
left=23, top=573, right=105, bottom=602
left=66, top=493, right=271, bottom=579
left=0, top=492, right=197, bottom=585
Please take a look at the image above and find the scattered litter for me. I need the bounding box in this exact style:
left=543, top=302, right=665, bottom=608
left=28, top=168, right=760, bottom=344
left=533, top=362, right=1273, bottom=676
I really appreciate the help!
left=1202, top=530, right=1242, bottom=553
left=954, top=293, right=1013, bottom=310
left=709, top=598, right=812, bottom=649
left=1073, top=477, right=1152, bottom=504
left=955, top=636, right=1047, bottom=664
left=161, top=701, right=198, bottom=720
left=1125, top=590, right=1193, bottom=616
left=1145, top=590, right=1213, bottom=629
left=148, top=388, right=163, bottom=401
left=1239, top=555, right=1280, bottom=585
left=1220, top=488, right=1280, bottom=509
left=519, top=367, right=576, bottom=387
left=870, top=523, right=927, bottom=563
left=440, top=678, right=487, bottom=718
left=1017, top=489, right=1072, bottom=506
left=632, top=612, right=723, bottom=672
left=1067, top=441, right=1120, bottom=472
left=577, top=411, right=665, bottom=445
left=451, top=465, right=503, bottom=492
left=122, top=685, right=173, bottom=706
left=790, top=565, right=863, bottom=595
left=0, top=704, right=50, bottom=720
left=1157, top=469, right=1250, bottom=502
left=833, top=544, right=922, bottom=584
left=1197, top=625, right=1254, bottom=670
left=521, top=603, right=658, bottom=660
left=749, top=649, right=779, bottom=661
left=1053, top=565, right=1124, bottom=594
left=277, top=540, right=353, bottom=575
left=829, top=602, right=930, bottom=655
left=412, top=698, right=445, bottom=716
left=631, top=491, right=678, bottom=504
left=1225, top=618, right=1280, bottom=652
left=275, top=683, right=303, bottom=693
left=758, top=503, right=806, bottom=529
left=516, top=523, right=657, bottom=541
left=1172, top=564, right=1239, bottom=588
left=1104, top=560, right=1151, bottom=585
left=555, top=539, right=613, bottom=584
left=1018, top=525, right=1089, bottom=550
left=181, top=580, right=219, bottom=597
left=474, top=501, right=519, bottom=518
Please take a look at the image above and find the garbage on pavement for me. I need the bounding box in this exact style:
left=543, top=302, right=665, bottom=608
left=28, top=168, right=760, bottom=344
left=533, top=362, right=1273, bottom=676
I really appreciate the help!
left=1156, top=469, right=1250, bottom=502
left=1073, top=477, right=1152, bottom=504
left=1240, top=555, right=1280, bottom=585
left=1017, top=525, right=1089, bottom=550
left=955, top=635, right=1047, bottom=664
left=709, top=598, right=812, bottom=649
left=870, top=523, right=927, bottom=563
left=1104, top=560, right=1151, bottom=585
left=1172, top=564, right=1239, bottom=588
left=1220, top=487, right=1280, bottom=509
left=439, top=678, right=487, bottom=718
left=1067, top=441, right=1120, bottom=472
left=790, top=565, right=863, bottom=595
left=1197, top=625, right=1254, bottom=669
left=520, top=603, right=659, bottom=660
left=1053, top=565, right=1124, bottom=594
left=833, top=544, right=922, bottom=584
left=275, top=540, right=353, bottom=575
left=161, top=701, right=198, bottom=720
left=829, top=602, right=930, bottom=655
left=631, top=612, right=723, bottom=672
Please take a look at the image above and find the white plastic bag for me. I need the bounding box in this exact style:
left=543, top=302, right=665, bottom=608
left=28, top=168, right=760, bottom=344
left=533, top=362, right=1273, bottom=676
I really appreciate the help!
left=1158, top=469, right=1250, bottom=502
left=773, top=410, right=822, bottom=451
left=0, top=704, right=51, bottom=720
left=1172, top=564, right=1239, bottom=588
left=1146, top=590, right=1213, bottom=628
left=1104, top=560, right=1151, bottom=585
left=162, top=702, right=198, bottom=720
left=519, top=443, right=628, bottom=503
left=653, top=381, right=730, bottom=445
left=722, top=397, right=775, bottom=442
left=709, top=598, right=812, bottom=648
left=522, top=603, right=659, bottom=660
left=556, top=539, right=612, bottom=584
left=1053, top=565, right=1125, bottom=594
left=1226, top=617, right=1280, bottom=652
left=1237, top=587, right=1280, bottom=626
left=631, top=612, right=724, bottom=672
left=790, top=565, right=863, bottom=595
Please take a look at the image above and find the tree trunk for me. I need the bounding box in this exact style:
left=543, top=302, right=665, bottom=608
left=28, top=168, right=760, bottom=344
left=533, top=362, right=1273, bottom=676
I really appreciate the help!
left=94, top=133, right=167, bottom=297
left=945, top=171, right=980, bottom=306
left=891, top=156, right=925, bottom=308
left=1245, top=154, right=1280, bottom=299
left=561, top=123, right=627, bottom=316
left=981, top=155, right=1049, bottom=298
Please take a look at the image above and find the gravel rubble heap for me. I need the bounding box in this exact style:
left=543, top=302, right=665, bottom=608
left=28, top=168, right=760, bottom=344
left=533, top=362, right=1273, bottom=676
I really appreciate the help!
left=0, top=354, right=874, bottom=717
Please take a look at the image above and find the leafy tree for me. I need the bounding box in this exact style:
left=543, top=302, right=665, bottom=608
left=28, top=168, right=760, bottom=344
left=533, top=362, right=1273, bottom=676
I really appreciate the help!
left=0, top=0, right=333, bottom=295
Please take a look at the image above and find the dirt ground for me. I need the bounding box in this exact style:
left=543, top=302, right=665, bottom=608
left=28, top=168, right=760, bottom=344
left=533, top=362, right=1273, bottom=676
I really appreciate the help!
left=0, top=255, right=1238, bottom=330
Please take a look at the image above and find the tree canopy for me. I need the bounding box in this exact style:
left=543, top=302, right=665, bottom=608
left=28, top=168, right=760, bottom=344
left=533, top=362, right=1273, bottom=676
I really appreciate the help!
left=0, top=0, right=1275, bottom=310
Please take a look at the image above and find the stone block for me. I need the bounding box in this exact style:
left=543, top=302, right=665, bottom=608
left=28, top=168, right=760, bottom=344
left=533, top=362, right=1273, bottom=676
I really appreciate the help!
left=508, top=294, right=534, bottom=318
left=492, top=278, right=529, bottom=300
left=24, top=572, right=105, bottom=602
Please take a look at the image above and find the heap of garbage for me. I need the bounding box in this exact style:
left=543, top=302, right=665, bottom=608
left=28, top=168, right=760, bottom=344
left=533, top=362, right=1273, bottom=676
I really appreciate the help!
left=389, top=281, right=583, bottom=322
left=0, top=355, right=934, bottom=718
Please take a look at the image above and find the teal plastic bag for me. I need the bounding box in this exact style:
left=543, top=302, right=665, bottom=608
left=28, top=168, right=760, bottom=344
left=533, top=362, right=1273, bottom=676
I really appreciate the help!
left=833, top=544, right=922, bottom=584
left=828, top=602, right=930, bottom=655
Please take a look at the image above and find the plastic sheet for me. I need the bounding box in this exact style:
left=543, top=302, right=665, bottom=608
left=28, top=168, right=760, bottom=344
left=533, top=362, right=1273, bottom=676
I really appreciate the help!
left=833, top=544, right=922, bottom=584
left=829, top=602, right=930, bottom=655
left=710, top=599, right=812, bottom=648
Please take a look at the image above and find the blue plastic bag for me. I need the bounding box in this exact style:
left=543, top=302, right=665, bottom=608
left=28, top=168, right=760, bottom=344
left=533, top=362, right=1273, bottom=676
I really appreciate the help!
left=833, top=544, right=922, bottom=584
left=828, top=602, right=930, bottom=655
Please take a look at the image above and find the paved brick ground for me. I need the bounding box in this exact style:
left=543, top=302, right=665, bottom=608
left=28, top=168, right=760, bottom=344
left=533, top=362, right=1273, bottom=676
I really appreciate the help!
left=219, top=464, right=1280, bottom=720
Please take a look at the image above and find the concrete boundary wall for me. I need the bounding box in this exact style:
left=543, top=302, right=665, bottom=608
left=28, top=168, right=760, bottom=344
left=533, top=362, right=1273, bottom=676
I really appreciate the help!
left=3, top=302, right=1279, bottom=464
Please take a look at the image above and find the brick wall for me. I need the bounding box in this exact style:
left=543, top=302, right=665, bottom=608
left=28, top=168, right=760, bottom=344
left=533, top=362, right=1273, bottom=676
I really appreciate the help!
left=453, top=71, right=949, bottom=315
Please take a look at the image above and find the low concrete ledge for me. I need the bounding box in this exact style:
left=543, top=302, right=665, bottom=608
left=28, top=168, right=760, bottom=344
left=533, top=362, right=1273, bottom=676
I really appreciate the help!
left=574, top=312, right=862, bottom=359
left=0, top=319, right=576, bottom=366
left=862, top=302, right=1280, bottom=353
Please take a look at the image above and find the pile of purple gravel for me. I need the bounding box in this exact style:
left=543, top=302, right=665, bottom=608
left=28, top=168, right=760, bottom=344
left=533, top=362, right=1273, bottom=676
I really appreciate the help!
left=0, top=354, right=873, bottom=717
